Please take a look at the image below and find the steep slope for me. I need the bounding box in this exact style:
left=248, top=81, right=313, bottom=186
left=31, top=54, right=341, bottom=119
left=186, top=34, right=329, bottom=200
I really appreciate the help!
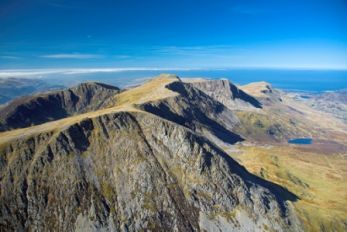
left=0, top=110, right=301, bottom=231
left=186, top=79, right=262, bottom=110
left=0, top=82, right=120, bottom=131
left=139, top=80, right=243, bottom=146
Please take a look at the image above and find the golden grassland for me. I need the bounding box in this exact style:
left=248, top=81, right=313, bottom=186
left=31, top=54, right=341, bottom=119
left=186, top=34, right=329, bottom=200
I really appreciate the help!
left=110, top=74, right=179, bottom=106
left=239, top=81, right=272, bottom=98
left=229, top=144, right=347, bottom=232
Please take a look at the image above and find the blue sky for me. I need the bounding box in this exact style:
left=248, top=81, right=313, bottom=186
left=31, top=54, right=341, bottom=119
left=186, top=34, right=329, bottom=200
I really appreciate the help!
left=0, top=0, right=346, bottom=70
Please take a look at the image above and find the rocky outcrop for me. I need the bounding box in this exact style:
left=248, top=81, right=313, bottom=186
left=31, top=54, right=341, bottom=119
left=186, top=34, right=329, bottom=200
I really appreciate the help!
left=0, top=111, right=302, bottom=231
left=0, top=82, right=120, bottom=131
left=140, top=81, right=244, bottom=146
left=188, top=79, right=262, bottom=110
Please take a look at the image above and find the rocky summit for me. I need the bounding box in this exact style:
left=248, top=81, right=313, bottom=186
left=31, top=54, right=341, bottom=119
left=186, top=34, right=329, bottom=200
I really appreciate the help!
left=0, top=74, right=346, bottom=232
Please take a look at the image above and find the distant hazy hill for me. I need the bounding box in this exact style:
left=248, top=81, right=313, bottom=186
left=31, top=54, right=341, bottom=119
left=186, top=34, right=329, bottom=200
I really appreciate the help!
left=0, top=77, right=65, bottom=104
left=289, top=89, right=347, bottom=124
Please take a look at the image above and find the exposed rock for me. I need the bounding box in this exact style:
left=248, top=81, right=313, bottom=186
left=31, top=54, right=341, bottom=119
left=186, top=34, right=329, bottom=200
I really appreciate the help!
left=0, top=111, right=302, bottom=231
left=0, top=75, right=313, bottom=231
left=140, top=81, right=244, bottom=146
left=187, top=79, right=262, bottom=110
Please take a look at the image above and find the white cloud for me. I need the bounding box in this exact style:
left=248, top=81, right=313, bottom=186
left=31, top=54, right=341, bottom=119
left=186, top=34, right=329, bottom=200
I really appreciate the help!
left=41, top=53, right=102, bottom=59
left=0, top=67, right=201, bottom=78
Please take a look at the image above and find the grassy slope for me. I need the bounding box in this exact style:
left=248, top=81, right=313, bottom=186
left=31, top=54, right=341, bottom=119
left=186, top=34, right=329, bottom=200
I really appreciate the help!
left=110, top=74, right=179, bottom=106
left=233, top=110, right=308, bottom=142
left=229, top=144, right=347, bottom=232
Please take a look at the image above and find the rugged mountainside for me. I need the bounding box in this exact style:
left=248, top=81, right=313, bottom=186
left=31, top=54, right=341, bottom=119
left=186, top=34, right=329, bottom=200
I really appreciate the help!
left=0, top=110, right=301, bottom=232
left=186, top=79, right=262, bottom=110
left=1, top=74, right=346, bottom=231
left=0, top=82, right=120, bottom=131
left=140, top=81, right=243, bottom=146
left=0, top=75, right=304, bottom=232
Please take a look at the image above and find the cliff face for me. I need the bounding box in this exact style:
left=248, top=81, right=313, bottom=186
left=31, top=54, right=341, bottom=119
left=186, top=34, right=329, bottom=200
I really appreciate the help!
left=0, top=111, right=301, bottom=232
left=0, top=82, right=120, bottom=131
left=188, top=79, right=262, bottom=110
left=140, top=81, right=243, bottom=146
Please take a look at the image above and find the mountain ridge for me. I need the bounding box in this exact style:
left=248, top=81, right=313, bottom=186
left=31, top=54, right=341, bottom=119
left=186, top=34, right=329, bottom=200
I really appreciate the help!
left=0, top=109, right=301, bottom=231
left=0, top=82, right=121, bottom=132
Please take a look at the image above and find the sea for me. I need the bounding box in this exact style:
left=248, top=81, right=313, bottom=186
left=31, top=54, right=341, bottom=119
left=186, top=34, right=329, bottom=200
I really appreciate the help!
left=47, top=69, right=347, bottom=92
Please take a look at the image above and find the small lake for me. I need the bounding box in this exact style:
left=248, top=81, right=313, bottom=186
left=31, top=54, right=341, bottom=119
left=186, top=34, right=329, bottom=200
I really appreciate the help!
left=288, top=138, right=313, bottom=145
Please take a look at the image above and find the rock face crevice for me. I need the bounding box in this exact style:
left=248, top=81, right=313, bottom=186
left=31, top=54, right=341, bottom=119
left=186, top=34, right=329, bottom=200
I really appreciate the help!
left=0, top=110, right=301, bottom=231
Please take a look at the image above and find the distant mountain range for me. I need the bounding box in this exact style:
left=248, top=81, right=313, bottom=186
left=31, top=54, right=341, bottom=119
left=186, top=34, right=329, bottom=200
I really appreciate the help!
left=0, top=74, right=346, bottom=232
left=0, top=77, right=67, bottom=105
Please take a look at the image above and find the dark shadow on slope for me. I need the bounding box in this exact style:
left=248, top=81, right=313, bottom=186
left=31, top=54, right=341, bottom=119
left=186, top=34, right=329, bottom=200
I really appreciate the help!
left=145, top=81, right=244, bottom=144
left=0, top=95, right=70, bottom=131
left=142, top=102, right=243, bottom=145
left=0, top=82, right=121, bottom=132
left=229, top=84, right=262, bottom=108
left=90, top=82, right=120, bottom=91
left=192, top=107, right=244, bottom=144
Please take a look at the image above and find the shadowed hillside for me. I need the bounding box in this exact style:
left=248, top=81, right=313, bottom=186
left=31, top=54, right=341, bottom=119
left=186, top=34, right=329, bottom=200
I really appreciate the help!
left=0, top=82, right=120, bottom=131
